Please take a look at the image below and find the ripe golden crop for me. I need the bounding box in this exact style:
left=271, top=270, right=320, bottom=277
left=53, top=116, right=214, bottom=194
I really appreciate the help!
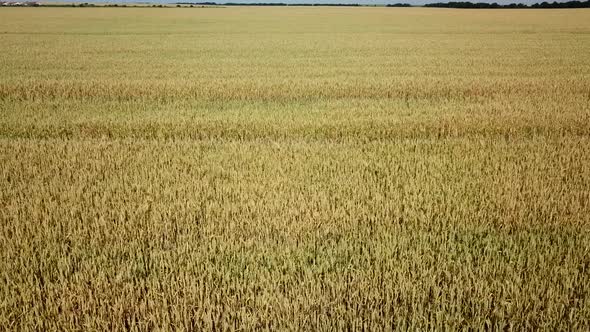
left=1, top=6, right=589, bottom=330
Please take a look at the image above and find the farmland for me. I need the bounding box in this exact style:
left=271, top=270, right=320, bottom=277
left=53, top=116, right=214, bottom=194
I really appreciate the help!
left=1, top=6, right=590, bottom=330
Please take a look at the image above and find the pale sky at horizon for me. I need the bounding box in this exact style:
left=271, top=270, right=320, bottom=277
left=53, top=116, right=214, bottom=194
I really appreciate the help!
left=43, top=0, right=571, bottom=6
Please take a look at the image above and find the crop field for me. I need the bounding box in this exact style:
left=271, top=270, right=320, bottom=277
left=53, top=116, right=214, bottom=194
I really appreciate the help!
left=1, top=6, right=590, bottom=330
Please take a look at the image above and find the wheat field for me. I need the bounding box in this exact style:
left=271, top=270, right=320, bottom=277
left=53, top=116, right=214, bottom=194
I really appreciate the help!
left=1, top=6, right=590, bottom=330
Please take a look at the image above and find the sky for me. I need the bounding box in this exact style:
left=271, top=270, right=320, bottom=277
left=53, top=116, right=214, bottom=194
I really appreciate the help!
left=44, top=0, right=560, bottom=5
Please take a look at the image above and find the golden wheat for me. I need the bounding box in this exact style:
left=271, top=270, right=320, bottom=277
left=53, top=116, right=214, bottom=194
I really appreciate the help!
left=1, top=6, right=589, bottom=330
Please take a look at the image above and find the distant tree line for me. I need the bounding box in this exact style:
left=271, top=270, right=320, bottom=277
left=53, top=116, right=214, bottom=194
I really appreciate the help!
left=178, top=1, right=590, bottom=7
left=14, top=0, right=589, bottom=9
left=529, top=0, right=590, bottom=7
left=424, top=0, right=590, bottom=8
